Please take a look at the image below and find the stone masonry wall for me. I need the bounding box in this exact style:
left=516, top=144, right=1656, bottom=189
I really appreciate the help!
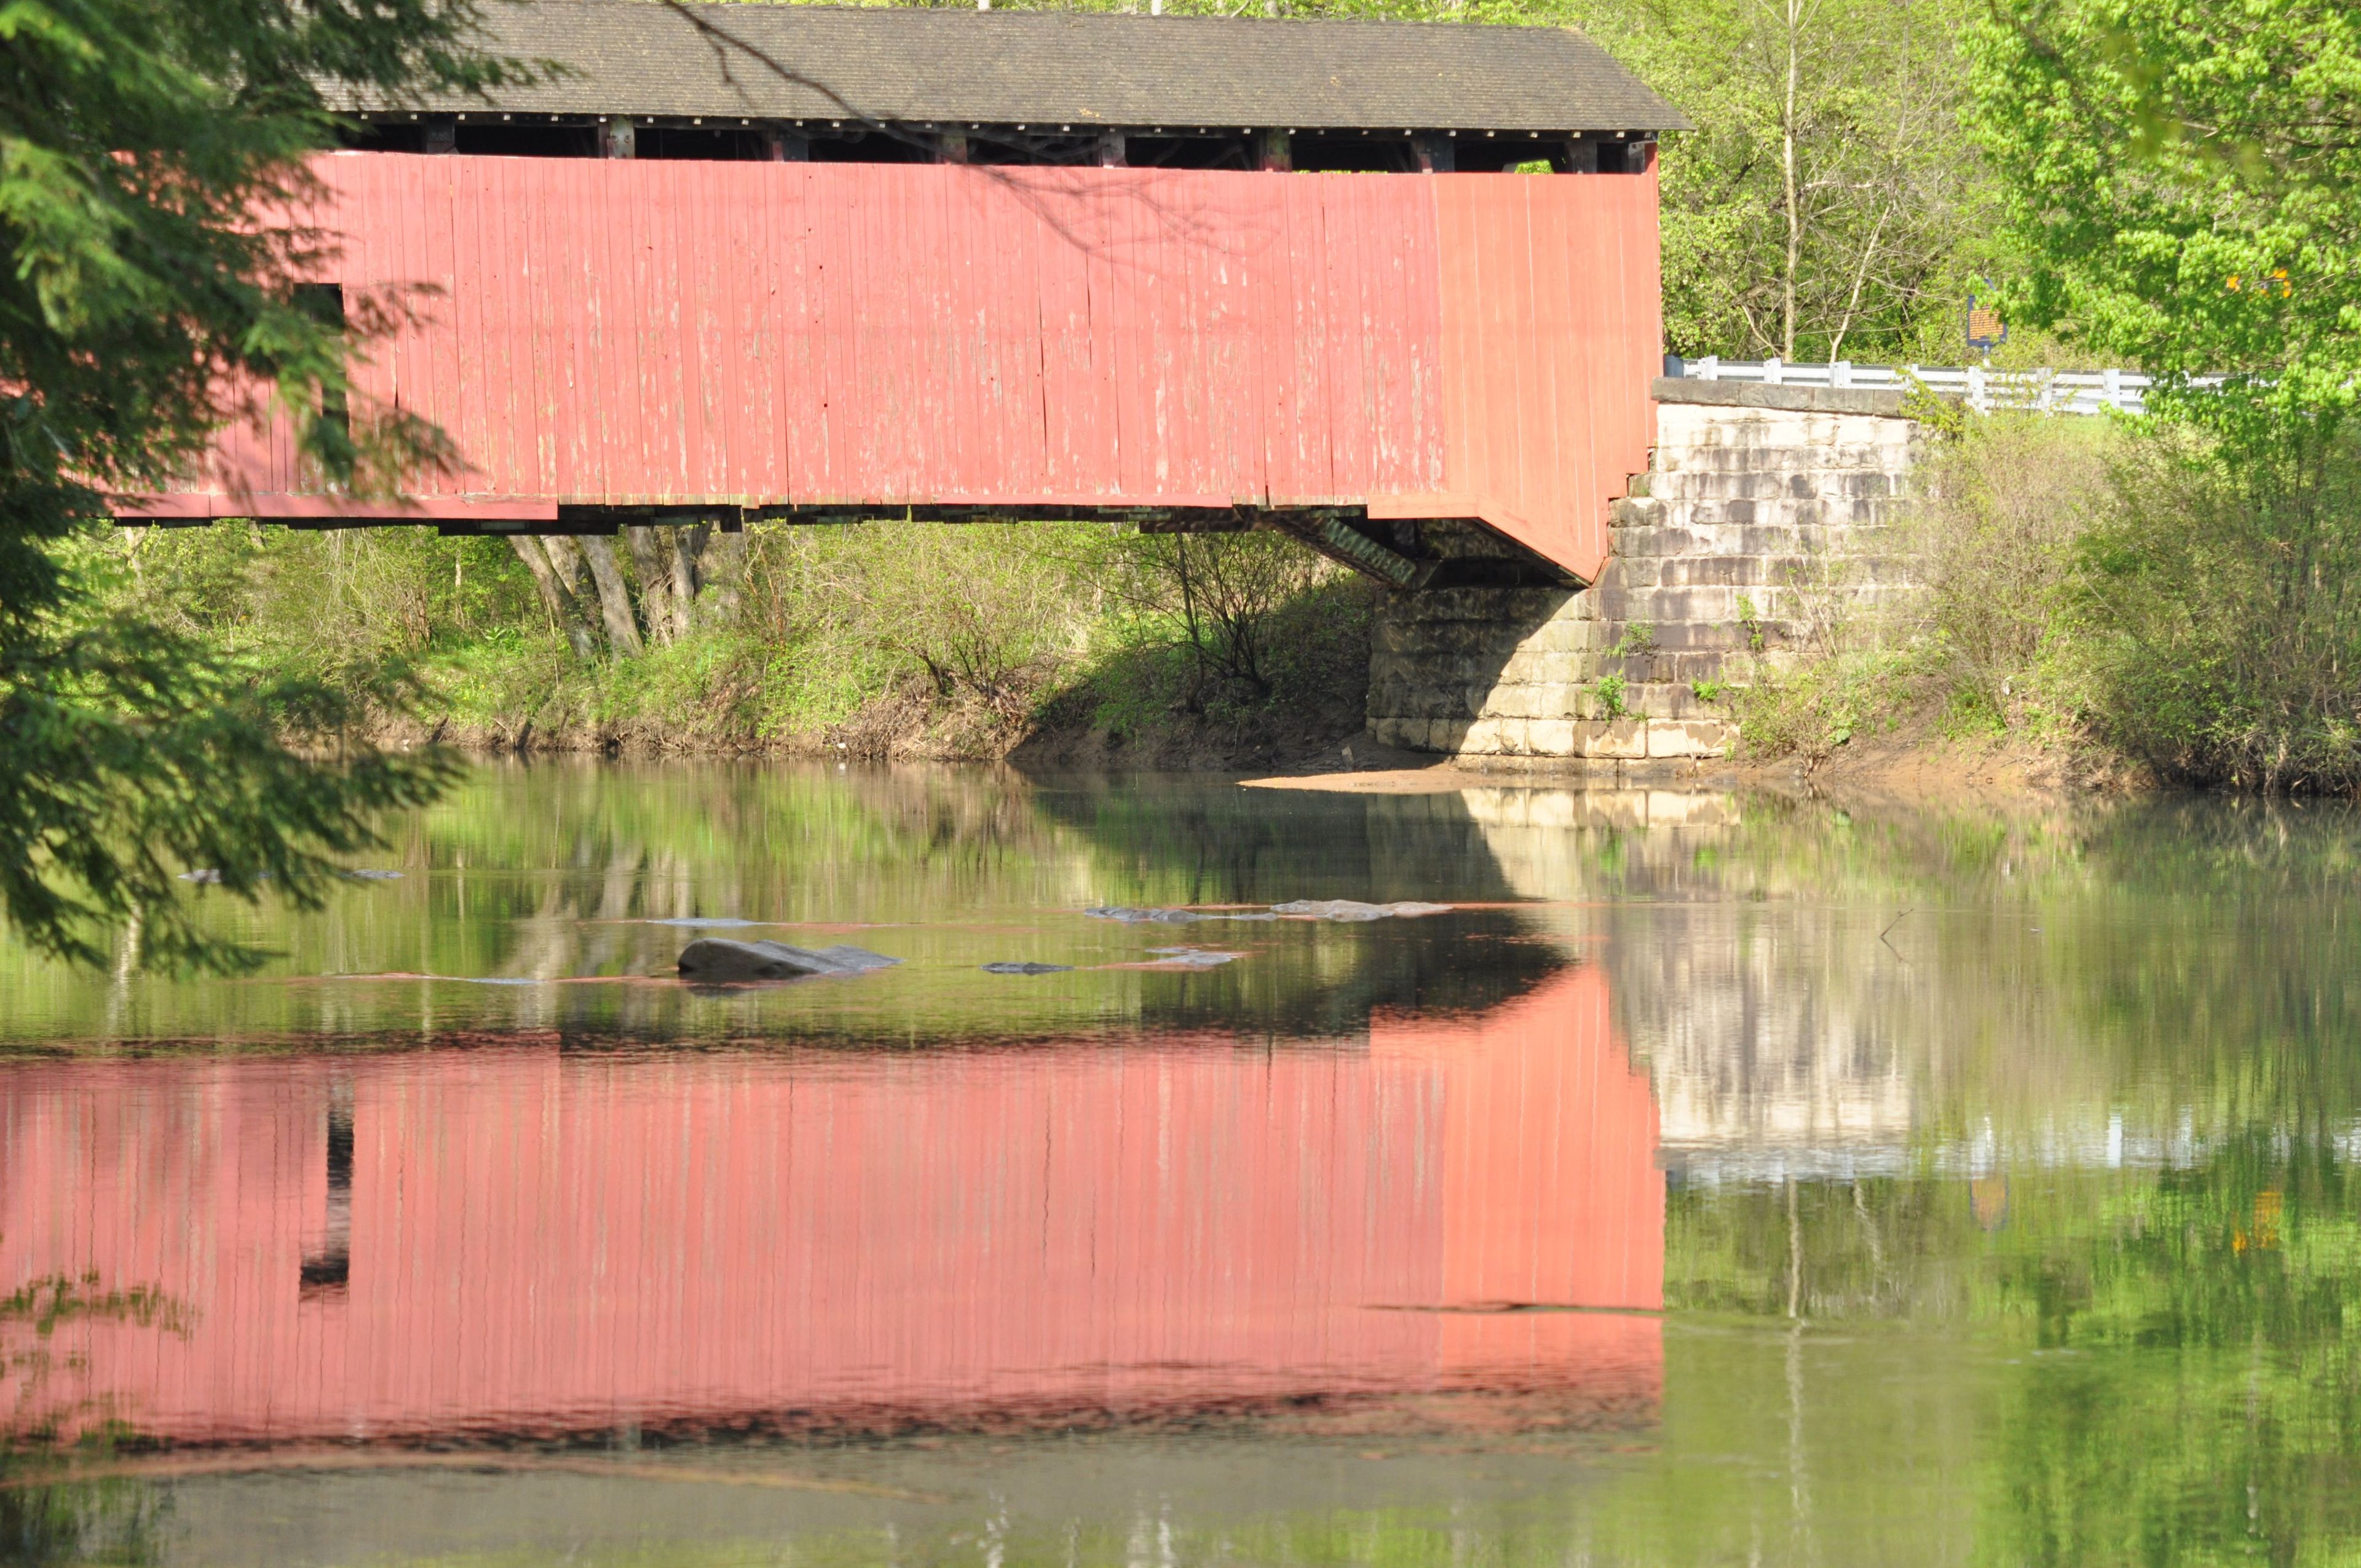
left=1366, top=381, right=1922, bottom=761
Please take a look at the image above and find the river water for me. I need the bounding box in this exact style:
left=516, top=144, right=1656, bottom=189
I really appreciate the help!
left=3, top=761, right=2358, bottom=1565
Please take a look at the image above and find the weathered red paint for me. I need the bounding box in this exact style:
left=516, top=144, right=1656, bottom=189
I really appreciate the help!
left=126, top=155, right=1661, bottom=581
left=0, top=969, right=1659, bottom=1442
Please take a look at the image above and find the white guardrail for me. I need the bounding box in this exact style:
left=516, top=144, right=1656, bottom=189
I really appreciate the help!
left=1661, top=355, right=2217, bottom=416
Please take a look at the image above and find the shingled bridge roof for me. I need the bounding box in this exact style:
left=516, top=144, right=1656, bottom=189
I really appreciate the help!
left=349, top=1, right=1688, bottom=135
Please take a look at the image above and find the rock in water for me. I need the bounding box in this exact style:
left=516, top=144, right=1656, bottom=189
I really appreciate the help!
left=1269, top=899, right=1455, bottom=921
left=1083, top=906, right=1277, bottom=924
left=678, top=938, right=902, bottom=981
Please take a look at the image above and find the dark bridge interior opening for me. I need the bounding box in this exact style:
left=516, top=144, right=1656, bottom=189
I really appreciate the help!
left=339, top=114, right=1658, bottom=175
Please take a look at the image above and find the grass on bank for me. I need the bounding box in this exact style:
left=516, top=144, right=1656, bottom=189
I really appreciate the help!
left=1725, top=411, right=2361, bottom=793
left=101, top=518, right=1376, bottom=762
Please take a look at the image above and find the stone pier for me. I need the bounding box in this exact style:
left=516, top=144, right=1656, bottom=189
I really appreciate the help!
left=1367, top=379, right=1923, bottom=761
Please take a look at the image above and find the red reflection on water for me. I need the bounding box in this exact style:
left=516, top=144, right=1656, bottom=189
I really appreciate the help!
left=0, top=968, right=1659, bottom=1443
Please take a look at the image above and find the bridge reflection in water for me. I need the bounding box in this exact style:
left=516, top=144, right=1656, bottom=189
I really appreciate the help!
left=0, top=967, right=1660, bottom=1446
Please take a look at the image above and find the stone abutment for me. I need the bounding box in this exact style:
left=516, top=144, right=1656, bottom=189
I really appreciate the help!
left=1367, top=379, right=1924, bottom=761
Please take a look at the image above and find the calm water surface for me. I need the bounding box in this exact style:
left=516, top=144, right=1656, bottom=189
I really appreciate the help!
left=4, top=762, right=2360, bottom=1566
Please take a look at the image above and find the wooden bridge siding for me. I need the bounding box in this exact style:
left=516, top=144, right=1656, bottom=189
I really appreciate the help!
left=318, top=159, right=1444, bottom=512
left=145, top=156, right=1660, bottom=580
left=1422, top=167, right=1662, bottom=582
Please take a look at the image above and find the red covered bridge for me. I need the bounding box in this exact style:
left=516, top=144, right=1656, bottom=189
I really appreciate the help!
left=120, top=2, right=1683, bottom=587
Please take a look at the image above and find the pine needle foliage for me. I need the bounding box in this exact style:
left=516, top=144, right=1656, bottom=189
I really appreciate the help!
left=0, top=0, right=524, bottom=969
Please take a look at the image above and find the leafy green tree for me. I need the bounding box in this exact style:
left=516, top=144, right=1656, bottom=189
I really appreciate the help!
left=1965, top=0, right=2361, bottom=434
left=0, top=0, right=519, bottom=968
left=1578, top=0, right=1995, bottom=362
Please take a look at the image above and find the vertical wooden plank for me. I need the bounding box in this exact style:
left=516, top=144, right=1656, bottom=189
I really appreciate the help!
left=702, top=163, right=745, bottom=501
left=678, top=162, right=719, bottom=501
left=475, top=157, right=524, bottom=498
left=743, top=159, right=782, bottom=503
left=828, top=157, right=867, bottom=505
left=777, top=159, right=819, bottom=504
left=1536, top=175, right=1588, bottom=569
left=494, top=156, right=534, bottom=499
left=1502, top=180, right=1544, bottom=552
left=805, top=161, right=847, bottom=503
left=1267, top=174, right=1324, bottom=505
left=934, top=165, right=979, bottom=504
left=708, top=161, right=746, bottom=503
left=1099, top=169, right=1142, bottom=498
left=1077, top=172, right=1126, bottom=501
left=556, top=156, right=599, bottom=504
left=1037, top=172, right=1106, bottom=501
left=651, top=157, right=690, bottom=503
left=1217, top=171, right=1269, bottom=505
left=512, top=154, right=554, bottom=499
left=430, top=156, right=478, bottom=499
left=1319, top=173, right=1370, bottom=503
left=928, top=164, right=973, bottom=503
left=655, top=160, right=695, bottom=502
left=986, top=170, right=1038, bottom=502
left=737, top=160, right=785, bottom=502
left=607, top=159, right=649, bottom=503
left=871, top=164, right=911, bottom=502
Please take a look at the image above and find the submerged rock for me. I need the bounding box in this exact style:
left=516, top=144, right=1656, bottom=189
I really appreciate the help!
left=1270, top=900, right=1454, bottom=921
left=1143, top=948, right=1240, bottom=968
left=1084, top=906, right=1206, bottom=924
left=981, top=961, right=1077, bottom=975
left=1090, top=901, right=1449, bottom=924
left=1084, top=906, right=1278, bottom=924
left=678, top=938, right=903, bottom=982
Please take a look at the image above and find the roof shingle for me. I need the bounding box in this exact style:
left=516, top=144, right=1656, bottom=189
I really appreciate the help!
left=349, top=1, right=1688, bottom=133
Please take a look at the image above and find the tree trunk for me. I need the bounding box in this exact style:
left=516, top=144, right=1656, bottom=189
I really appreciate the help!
left=668, top=521, right=713, bottom=642
left=538, top=536, right=610, bottom=657
left=507, top=535, right=599, bottom=659
left=1781, top=0, right=1802, bottom=360
left=623, top=525, right=678, bottom=647
left=695, top=527, right=748, bottom=628
left=576, top=534, right=645, bottom=658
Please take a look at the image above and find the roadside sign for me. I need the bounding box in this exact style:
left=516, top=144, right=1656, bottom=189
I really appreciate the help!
left=1966, top=294, right=2007, bottom=353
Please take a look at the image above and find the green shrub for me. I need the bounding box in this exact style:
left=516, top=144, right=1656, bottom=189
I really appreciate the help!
left=1730, top=643, right=1939, bottom=761
left=2057, top=423, right=2361, bottom=793
left=1911, top=413, right=2118, bottom=710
